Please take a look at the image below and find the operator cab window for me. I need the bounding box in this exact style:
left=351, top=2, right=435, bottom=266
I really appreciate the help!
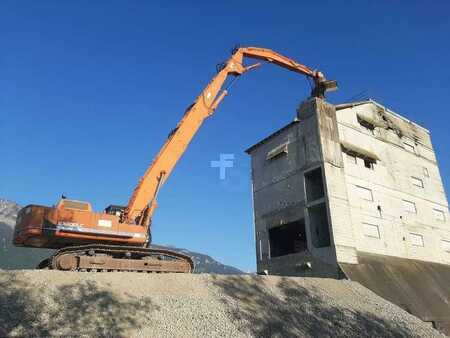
left=105, top=205, right=126, bottom=216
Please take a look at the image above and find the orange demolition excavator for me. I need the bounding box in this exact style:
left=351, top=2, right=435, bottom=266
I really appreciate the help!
left=13, top=46, right=337, bottom=273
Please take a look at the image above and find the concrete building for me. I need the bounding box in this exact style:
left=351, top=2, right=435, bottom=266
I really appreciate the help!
left=246, top=98, right=450, bottom=332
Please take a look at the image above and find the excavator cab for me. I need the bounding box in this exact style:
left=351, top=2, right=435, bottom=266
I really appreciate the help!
left=104, top=205, right=126, bottom=216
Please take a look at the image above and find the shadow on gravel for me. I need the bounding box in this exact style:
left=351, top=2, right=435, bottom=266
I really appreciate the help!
left=212, top=275, right=416, bottom=337
left=0, top=273, right=158, bottom=337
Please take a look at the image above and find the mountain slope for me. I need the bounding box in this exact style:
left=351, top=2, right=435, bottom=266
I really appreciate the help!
left=0, top=198, right=242, bottom=274
left=154, top=245, right=243, bottom=274
left=0, top=199, right=21, bottom=227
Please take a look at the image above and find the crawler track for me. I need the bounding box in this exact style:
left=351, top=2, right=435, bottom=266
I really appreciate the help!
left=37, top=244, right=194, bottom=273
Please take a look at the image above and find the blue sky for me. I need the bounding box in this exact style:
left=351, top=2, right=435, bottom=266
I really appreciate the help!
left=1, top=1, right=449, bottom=272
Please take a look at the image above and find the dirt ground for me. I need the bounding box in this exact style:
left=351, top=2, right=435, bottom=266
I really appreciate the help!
left=0, top=270, right=444, bottom=337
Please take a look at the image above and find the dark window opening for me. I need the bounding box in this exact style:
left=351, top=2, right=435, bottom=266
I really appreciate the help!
left=105, top=205, right=126, bottom=216
left=305, top=167, right=325, bottom=202
left=308, top=203, right=331, bottom=248
left=341, top=142, right=379, bottom=165
left=364, top=158, right=375, bottom=170
left=357, top=116, right=375, bottom=134
left=269, top=219, right=307, bottom=258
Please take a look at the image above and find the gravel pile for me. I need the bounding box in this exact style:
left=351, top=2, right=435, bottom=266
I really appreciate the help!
left=0, top=271, right=444, bottom=337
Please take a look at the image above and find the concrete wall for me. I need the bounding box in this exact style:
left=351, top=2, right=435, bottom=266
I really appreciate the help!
left=247, top=98, right=450, bottom=331
left=247, top=99, right=344, bottom=277
left=247, top=98, right=450, bottom=273
left=300, top=99, right=358, bottom=265
left=336, top=101, right=450, bottom=265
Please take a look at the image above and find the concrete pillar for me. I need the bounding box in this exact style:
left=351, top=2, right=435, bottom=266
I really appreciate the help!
left=297, top=98, right=358, bottom=265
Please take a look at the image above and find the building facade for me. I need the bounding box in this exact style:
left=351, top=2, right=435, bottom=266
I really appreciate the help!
left=246, top=98, right=450, bottom=332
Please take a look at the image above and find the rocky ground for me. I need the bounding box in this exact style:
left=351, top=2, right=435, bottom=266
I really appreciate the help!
left=0, top=270, right=444, bottom=337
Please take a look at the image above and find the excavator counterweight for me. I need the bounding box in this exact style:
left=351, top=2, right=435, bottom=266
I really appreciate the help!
left=13, top=46, right=336, bottom=272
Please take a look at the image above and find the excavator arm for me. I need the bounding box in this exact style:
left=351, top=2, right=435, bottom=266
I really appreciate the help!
left=124, top=47, right=336, bottom=234
left=12, top=46, right=336, bottom=272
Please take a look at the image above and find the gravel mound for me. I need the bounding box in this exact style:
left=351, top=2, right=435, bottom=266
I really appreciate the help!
left=0, top=271, right=444, bottom=337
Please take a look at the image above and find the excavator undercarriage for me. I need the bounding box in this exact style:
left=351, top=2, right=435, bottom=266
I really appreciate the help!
left=37, top=244, right=194, bottom=273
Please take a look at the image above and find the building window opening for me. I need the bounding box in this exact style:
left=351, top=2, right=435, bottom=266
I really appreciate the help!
left=433, top=209, right=446, bottom=222
left=341, top=142, right=379, bottom=168
left=441, top=239, right=450, bottom=252
left=356, top=185, right=373, bottom=201
left=305, top=167, right=325, bottom=202
left=268, top=219, right=307, bottom=258
left=411, top=176, right=424, bottom=188
left=410, top=233, right=424, bottom=247
left=402, top=200, right=417, bottom=214
left=357, top=116, right=375, bottom=134
left=308, top=203, right=331, bottom=248
left=363, top=223, right=380, bottom=239
left=266, top=142, right=288, bottom=161
left=364, top=158, right=375, bottom=170
left=403, top=142, right=415, bottom=153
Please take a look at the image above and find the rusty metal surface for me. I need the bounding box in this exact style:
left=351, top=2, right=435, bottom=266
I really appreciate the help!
left=340, top=252, right=450, bottom=334
left=14, top=204, right=149, bottom=249
left=43, top=244, right=195, bottom=273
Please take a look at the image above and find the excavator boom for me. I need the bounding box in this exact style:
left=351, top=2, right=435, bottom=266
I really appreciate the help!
left=125, top=46, right=336, bottom=229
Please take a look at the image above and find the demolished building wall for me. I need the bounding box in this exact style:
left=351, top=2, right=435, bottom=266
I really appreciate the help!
left=335, top=100, right=450, bottom=265
left=246, top=98, right=450, bottom=333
